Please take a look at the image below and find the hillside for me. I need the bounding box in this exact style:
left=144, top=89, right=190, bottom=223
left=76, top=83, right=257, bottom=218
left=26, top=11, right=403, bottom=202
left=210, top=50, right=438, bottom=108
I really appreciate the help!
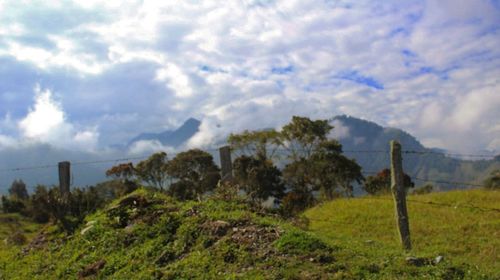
left=333, top=115, right=499, bottom=190
left=1, top=189, right=499, bottom=279
left=304, top=189, right=500, bottom=278
left=1, top=115, right=497, bottom=194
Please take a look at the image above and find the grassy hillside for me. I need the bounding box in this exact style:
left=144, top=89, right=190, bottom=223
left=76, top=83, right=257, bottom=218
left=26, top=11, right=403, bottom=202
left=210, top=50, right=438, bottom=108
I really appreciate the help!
left=0, top=189, right=341, bottom=279
left=0, top=189, right=498, bottom=279
left=304, top=189, right=500, bottom=278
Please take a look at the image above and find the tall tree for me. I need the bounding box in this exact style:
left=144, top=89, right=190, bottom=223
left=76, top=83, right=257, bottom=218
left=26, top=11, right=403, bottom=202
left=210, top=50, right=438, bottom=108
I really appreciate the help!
left=233, top=155, right=285, bottom=206
left=135, top=152, right=171, bottom=190
left=309, top=140, right=364, bottom=198
left=9, top=179, right=29, bottom=200
left=105, top=162, right=135, bottom=181
left=281, top=116, right=363, bottom=199
left=167, top=149, right=220, bottom=201
left=228, top=129, right=282, bottom=160
left=281, top=116, right=333, bottom=160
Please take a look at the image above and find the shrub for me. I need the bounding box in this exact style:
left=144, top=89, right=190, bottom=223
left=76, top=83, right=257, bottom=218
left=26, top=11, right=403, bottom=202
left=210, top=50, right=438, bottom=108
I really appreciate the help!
left=280, top=191, right=315, bottom=217
left=412, top=184, right=434, bottom=195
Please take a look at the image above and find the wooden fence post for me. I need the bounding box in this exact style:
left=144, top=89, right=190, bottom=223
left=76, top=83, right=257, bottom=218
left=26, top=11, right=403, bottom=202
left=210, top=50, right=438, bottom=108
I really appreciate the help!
left=58, top=161, right=70, bottom=195
left=219, top=146, right=233, bottom=182
left=390, top=140, right=412, bottom=251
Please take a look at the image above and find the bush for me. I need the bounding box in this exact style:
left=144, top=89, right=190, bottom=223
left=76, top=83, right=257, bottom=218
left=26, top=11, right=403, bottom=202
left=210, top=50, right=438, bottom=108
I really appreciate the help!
left=1, top=195, right=26, bottom=214
left=280, top=191, right=315, bottom=217
left=483, top=170, right=499, bottom=190
left=363, top=169, right=414, bottom=195
left=412, top=184, right=434, bottom=195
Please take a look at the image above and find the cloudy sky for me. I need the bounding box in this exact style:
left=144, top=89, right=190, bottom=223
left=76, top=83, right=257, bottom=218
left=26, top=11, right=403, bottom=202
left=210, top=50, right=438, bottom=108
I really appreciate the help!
left=0, top=0, right=499, bottom=154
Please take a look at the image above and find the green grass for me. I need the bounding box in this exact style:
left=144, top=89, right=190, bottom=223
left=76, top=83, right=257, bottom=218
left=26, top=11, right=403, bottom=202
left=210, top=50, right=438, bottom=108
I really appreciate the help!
left=0, top=188, right=339, bottom=279
left=304, top=189, right=500, bottom=278
left=1, top=189, right=498, bottom=279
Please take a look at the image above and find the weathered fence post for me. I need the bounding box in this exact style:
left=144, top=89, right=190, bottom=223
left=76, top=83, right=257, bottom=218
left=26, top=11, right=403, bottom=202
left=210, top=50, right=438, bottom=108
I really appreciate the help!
left=58, top=161, right=70, bottom=195
left=219, top=146, right=233, bottom=182
left=390, top=140, right=412, bottom=251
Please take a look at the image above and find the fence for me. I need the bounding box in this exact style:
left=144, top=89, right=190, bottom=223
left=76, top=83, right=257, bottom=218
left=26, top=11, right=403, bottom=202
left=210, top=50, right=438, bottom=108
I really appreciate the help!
left=0, top=146, right=494, bottom=189
left=0, top=142, right=498, bottom=250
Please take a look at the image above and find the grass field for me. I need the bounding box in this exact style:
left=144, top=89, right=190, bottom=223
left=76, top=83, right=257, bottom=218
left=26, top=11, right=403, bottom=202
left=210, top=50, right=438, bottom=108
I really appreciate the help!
left=0, top=189, right=498, bottom=279
left=304, top=189, right=500, bottom=278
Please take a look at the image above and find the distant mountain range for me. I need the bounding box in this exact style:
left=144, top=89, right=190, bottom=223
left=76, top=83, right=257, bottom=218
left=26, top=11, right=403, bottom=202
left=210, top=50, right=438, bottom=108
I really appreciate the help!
left=333, top=115, right=499, bottom=190
left=0, top=116, right=498, bottom=194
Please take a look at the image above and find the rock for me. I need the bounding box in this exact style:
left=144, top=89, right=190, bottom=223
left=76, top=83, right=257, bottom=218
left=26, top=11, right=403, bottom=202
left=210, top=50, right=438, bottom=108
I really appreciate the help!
left=405, top=256, right=431, bottom=267
left=434, top=255, right=444, bottom=264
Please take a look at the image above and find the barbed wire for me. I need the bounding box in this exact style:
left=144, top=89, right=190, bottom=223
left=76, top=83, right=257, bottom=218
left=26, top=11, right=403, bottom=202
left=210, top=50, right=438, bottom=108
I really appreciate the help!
left=357, top=196, right=500, bottom=213
left=0, top=148, right=495, bottom=189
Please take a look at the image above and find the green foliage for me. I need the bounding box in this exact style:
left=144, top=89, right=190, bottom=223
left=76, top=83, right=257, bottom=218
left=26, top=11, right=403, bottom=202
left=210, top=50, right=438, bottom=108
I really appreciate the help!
left=280, top=117, right=363, bottom=200
left=1, top=195, right=26, bottom=214
left=281, top=116, right=332, bottom=160
left=274, top=230, right=329, bottom=255
left=167, top=149, right=220, bottom=201
left=8, top=179, right=29, bottom=200
left=233, top=155, right=285, bottom=206
left=135, top=152, right=171, bottom=190
left=105, top=162, right=135, bottom=180
left=483, top=169, right=499, bottom=189
left=0, top=189, right=497, bottom=279
left=1, top=179, right=30, bottom=214
left=412, top=184, right=434, bottom=195
left=363, top=169, right=414, bottom=195
left=228, top=116, right=363, bottom=205
left=228, top=129, right=282, bottom=160
left=309, top=140, right=364, bottom=198
left=280, top=191, right=315, bottom=217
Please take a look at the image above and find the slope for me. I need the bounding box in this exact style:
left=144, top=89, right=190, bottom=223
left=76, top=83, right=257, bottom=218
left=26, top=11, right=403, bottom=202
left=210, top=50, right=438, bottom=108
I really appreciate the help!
left=304, top=189, right=500, bottom=278
left=2, top=189, right=498, bottom=279
left=333, top=115, right=499, bottom=190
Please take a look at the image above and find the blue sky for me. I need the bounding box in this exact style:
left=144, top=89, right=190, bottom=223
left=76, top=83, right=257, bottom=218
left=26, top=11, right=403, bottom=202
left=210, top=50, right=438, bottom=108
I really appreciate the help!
left=0, top=0, right=499, bottom=154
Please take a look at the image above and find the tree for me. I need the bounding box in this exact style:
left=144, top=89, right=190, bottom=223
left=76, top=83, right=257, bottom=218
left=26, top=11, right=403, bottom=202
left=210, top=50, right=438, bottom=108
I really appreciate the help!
left=281, top=116, right=332, bottom=160
left=483, top=169, right=500, bottom=189
left=28, top=185, right=50, bottom=223
left=105, top=162, right=138, bottom=193
left=228, top=129, right=282, bottom=160
left=135, top=152, right=171, bottom=190
left=9, top=179, right=29, bottom=200
left=233, top=155, right=285, bottom=206
left=280, top=116, right=362, bottom=200
left=167, top=149, right=220, bottom=201
left=105, top=162, right=135, bottom=180
left=363, top=169, right=414, bottom=195
left=309, top=140, right=364, bottom=198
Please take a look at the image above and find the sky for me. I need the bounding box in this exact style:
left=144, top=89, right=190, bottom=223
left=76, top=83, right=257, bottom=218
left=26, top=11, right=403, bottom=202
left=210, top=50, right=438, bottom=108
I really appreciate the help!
left=0, top=0, right=499, bottom=154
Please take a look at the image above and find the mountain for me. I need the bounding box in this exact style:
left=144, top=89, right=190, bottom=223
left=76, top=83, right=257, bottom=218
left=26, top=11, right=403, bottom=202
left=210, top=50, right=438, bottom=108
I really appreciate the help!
left=128, top=118, right=201, bottom=147
left=0, top=115, right=497, bottom=194
left=332, top=115, right=499, bottom=190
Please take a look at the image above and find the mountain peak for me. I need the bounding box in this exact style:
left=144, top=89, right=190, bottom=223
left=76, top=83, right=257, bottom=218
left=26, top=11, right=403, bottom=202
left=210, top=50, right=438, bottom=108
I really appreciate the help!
left=129, top=118, right=201, bottom=147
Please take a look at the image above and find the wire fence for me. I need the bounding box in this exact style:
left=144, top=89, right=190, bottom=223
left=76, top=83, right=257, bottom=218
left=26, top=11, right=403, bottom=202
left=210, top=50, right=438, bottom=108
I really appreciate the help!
left=0, top=147, right=496, bottom=189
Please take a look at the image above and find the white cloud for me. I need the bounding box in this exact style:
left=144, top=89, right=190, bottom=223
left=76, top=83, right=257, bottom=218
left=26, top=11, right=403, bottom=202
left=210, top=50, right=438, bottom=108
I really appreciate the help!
left=128, top=140, right=175, bottom=156
left=0, top=0, right=498, bottom=154
left=155, top=63, right=193, bottom=98
left=18, top=86, right=99, bottom=151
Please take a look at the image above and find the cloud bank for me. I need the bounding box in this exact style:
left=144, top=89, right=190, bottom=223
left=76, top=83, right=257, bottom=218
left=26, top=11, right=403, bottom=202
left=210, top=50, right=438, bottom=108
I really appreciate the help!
left=0, top=0, right=498, bottom=154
